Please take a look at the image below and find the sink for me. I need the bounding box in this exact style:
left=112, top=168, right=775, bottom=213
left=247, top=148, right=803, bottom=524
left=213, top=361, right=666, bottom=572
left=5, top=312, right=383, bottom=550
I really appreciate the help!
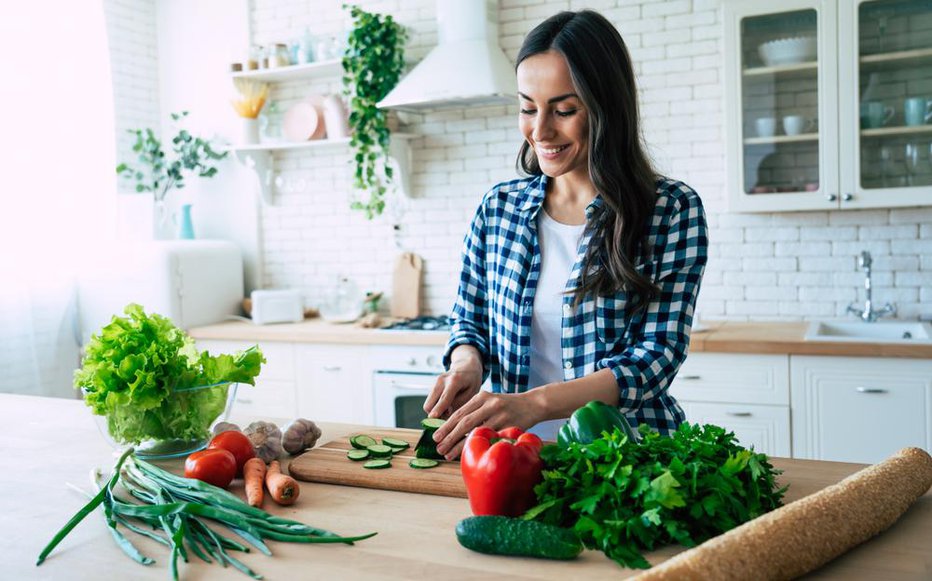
left=805, top=320, right=932, bottom=343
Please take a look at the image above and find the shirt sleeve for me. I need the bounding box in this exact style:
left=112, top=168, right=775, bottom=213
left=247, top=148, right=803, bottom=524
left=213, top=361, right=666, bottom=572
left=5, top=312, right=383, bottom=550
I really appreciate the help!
left=598, top=187, right=709, bottom=412
left=443, top=198, right=491, bottom=372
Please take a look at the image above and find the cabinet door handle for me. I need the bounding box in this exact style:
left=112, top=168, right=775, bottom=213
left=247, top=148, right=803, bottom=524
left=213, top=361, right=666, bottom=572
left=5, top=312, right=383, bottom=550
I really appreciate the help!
left=236, top=397, right=253, bottom=404
left=826, top=193, right=837, bottom=202
left=856, top=387, right=888, bottom=394
left=726, top=411, right=752, bottom=417
left=322, top=365, right=342, bottom=372
left=842, top=193, right=853, bottom=201
left=679, top=375, right=702, bottom=380
left=390, top=382, right=432, bottom=392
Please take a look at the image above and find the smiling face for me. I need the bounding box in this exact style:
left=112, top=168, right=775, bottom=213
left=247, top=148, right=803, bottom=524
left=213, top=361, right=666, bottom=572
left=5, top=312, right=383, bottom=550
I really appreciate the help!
left=517, top=50, right=590, bottom=183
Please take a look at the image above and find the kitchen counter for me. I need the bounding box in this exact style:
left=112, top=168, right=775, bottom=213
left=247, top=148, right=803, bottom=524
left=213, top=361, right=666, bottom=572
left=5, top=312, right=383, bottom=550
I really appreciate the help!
left=4, top=393, right=930, bottom=580
left=188, top=319, right=932, bottom=358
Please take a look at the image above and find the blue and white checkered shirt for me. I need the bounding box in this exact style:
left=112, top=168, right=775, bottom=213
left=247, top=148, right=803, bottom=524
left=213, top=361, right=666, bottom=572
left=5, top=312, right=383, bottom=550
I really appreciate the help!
left=444, top=174, right=708, bottom=435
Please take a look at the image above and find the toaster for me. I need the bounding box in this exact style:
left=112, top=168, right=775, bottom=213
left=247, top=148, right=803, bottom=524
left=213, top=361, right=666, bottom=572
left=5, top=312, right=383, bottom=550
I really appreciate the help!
left=250, top=289, right=304, bottom=325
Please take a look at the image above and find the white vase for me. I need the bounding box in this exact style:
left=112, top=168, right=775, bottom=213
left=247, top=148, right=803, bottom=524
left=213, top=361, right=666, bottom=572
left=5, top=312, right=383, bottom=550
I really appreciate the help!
left=241, top=117, right=260, bottom=144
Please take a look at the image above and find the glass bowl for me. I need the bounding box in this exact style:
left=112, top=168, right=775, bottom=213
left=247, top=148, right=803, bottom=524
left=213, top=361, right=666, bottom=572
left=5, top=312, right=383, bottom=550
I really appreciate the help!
left=86, top=382, right=239, bottom=459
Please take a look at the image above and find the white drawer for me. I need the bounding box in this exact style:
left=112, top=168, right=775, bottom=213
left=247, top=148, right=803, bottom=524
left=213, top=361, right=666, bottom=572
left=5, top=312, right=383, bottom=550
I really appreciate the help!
left=670, top=353, right=789, bottom=405
left=228, top=379, right=297, bottom=421
left=196, top=339, right=295, bottom=382
left=679, top=401, right=791, bottom=457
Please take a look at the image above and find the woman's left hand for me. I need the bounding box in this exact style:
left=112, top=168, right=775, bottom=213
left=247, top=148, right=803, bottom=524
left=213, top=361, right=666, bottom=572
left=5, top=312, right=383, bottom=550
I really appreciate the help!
left=432, top=390, right=544, bottom=460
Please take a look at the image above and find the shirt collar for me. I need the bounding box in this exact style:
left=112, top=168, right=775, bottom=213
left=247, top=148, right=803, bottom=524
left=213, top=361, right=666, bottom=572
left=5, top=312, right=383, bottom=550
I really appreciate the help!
left=518, top=174, right=605, bottom=219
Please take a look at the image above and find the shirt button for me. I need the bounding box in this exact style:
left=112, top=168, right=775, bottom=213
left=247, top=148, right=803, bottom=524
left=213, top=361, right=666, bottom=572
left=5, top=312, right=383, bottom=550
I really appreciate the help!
left=562, top=304, right=572, bottom=316
left=564, top=361, right=573, bottom=370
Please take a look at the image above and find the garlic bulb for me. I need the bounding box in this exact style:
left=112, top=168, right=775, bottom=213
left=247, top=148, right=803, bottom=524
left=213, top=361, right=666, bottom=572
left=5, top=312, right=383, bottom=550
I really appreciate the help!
left=282, top=418, right=322, bottom=455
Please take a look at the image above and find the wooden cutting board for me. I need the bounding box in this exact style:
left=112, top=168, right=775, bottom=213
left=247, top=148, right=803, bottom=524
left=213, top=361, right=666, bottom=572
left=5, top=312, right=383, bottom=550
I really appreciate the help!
left=289, top=427, right=467, bottom=498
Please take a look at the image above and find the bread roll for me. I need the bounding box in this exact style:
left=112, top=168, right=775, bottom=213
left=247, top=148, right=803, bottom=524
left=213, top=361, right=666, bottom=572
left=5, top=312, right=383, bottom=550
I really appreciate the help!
left=635, top=447, right=932, bottom=581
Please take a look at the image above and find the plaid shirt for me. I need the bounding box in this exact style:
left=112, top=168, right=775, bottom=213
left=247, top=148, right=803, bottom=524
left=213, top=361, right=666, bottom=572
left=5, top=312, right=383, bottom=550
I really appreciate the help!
left=444, top=174, right=708, bottom=435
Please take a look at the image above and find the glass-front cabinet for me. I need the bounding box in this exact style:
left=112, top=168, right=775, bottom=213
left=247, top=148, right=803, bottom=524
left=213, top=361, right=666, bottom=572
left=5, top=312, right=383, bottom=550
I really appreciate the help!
left=725, top=0, right=932, bottom=212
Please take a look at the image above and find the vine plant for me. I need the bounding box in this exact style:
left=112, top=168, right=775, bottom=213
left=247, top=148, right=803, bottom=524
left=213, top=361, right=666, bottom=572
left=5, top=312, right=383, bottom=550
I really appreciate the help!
left=342, top=4, right=407, bottom=219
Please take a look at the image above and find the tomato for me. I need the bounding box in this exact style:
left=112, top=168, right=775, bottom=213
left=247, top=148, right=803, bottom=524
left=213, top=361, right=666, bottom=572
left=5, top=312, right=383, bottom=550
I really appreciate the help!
left=208, top=431, right=256, bottom=476
left=185, top=449, right=236, bottom=488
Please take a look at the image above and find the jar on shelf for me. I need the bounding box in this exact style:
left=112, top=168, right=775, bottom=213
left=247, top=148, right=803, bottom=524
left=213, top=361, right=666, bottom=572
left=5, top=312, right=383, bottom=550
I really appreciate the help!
left=259, top=101, right=283, bottom=143
left=267, top=43, right=290, bottom=68
left=247, top=45, right=262, bottom=70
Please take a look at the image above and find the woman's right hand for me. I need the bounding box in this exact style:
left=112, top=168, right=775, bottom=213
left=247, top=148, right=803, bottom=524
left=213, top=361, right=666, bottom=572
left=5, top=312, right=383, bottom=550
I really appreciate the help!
left=423, top=346, right=483, bottom=420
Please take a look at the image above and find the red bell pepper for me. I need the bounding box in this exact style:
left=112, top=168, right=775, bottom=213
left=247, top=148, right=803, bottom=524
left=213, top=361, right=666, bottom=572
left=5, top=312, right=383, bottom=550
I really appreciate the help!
left=460, top=426, right=544, bottom=517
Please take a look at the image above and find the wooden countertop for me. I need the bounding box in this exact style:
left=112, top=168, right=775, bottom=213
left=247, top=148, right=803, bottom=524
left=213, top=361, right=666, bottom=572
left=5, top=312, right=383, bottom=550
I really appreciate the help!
left=188, top=319, right=932, bottom=358
left=4, top=393, right=930, bottom=580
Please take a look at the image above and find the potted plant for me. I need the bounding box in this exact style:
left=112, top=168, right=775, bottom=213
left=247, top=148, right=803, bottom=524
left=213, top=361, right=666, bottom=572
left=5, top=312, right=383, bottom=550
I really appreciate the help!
left=342, top=4, right=407, bottom=219
left=116, top=111, right=228, bottom=238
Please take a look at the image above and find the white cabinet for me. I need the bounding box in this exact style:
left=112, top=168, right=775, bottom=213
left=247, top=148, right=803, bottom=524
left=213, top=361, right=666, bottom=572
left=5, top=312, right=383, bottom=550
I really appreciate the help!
left=295, top=344, right=373, bottom=424
left=790, top=355, right=932, bottom=463
left=195, top=339, right=298, bottom=420
left=724, top=0, right=932, bottom=212
left=670, top=353, right=792, bottom=456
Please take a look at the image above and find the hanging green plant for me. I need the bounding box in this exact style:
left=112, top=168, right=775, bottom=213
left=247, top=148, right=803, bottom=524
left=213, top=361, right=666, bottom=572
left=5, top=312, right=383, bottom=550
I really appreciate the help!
left=342, top=4, right=407, bottom=219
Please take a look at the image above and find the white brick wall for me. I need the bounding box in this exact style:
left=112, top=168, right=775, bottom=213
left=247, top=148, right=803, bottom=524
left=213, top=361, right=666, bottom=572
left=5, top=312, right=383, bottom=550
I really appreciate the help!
left=106, top=0, right=931, bottom=322
left=104, top=0, right=161, bottom=194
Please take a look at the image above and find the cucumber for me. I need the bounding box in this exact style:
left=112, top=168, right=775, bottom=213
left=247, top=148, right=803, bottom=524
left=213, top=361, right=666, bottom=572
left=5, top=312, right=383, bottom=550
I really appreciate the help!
left=415, top=417, right=446, bottom=460
left=363, top=459, right=391, bottom=469
left=350, top=434, right=378, bottom=450
left=346, top=449, right=369, bottom=461
left=381, top=437, right=410, bottom=449
left=456, top=516, right=582, bottom=560
left=408, top=458, right=439, bottom=469
left=421, top=417, right=446, bottom=430
left=366, top=444, right=394, bottom=458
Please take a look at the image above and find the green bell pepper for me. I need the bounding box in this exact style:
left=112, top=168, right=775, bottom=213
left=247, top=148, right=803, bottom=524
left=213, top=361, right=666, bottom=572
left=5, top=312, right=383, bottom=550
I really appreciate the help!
left=556, top=400, right=640, bottom=447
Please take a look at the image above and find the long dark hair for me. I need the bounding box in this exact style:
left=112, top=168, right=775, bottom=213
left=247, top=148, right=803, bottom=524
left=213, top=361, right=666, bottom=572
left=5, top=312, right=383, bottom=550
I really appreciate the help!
left=516, top=10, right=658, bottom=313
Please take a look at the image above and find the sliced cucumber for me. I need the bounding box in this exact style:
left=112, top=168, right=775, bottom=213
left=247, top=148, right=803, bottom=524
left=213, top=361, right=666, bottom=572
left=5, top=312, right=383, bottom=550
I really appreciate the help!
left=363, top=459, right=391, bottom=469
left=409, top=458, right=440, bottom=469
left=367, top=444, right=394, bottom=458
left=350, top=434, right=378, bottom=450
left=421, top=417, right=446, bottom=430
left=346, top=449, right=369, bottom=461
left=381, top=437, right=410, bottom=449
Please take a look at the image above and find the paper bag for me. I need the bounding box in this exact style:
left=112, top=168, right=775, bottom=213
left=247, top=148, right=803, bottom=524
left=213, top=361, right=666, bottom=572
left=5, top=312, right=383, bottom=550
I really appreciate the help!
left=391, top=252, right=423, bottom=319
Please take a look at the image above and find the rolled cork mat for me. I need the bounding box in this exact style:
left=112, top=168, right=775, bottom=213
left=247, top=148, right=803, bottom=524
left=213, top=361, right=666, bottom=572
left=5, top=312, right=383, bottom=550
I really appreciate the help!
left=635, top=447, right=932, bottom=581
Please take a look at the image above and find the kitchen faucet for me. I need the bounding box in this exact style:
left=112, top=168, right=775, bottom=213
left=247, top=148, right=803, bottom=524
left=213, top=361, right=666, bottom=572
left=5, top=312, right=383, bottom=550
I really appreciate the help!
left=846, top=251, right=896, bottom=322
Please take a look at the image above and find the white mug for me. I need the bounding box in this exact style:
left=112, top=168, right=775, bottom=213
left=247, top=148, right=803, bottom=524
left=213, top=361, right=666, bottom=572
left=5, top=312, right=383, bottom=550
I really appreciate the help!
left=782, top=115, right=814, bottom=136
left=756, top=117, right=777, bottom=137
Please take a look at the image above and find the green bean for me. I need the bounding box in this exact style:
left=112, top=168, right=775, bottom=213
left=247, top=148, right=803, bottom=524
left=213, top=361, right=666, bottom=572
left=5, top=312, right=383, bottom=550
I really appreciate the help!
left=36, top=448, right=134, bottom=565
left=115, top=515, right=170, bottom=546
left=229, top=526, right=273, bottom=556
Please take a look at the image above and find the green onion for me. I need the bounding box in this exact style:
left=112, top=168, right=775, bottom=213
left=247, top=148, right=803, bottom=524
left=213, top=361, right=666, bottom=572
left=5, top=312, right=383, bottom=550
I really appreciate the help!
left=36, top=451, right=377, bottom=580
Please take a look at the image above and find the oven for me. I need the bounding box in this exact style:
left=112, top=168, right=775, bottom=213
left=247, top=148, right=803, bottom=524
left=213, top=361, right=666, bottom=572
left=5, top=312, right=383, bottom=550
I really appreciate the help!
left=371, top=344, right=446, bottom=429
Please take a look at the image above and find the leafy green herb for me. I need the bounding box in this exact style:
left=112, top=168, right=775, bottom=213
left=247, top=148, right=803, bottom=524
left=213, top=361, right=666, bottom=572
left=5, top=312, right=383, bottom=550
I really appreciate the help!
left=75, top=304, right=264, bottom=444
left=524, top=423, right=787, bottom=569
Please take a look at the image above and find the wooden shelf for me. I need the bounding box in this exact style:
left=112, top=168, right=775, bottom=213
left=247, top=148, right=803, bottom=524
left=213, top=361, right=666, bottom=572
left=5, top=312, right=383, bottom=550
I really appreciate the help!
left=860, top=47, right=932, bottom=69
left=231, top=59, right=343, bottom=83
left=743, top=61, right=818, bottom=77
left=744, top=132, right=819, bottom=145
left=860, top=125, right=932, bottom=138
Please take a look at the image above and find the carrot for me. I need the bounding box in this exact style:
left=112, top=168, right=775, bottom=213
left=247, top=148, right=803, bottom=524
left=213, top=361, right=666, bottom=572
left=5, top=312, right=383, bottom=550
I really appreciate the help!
left=243, top=457, right=267, bottom=507
left=265, top=460, right=300, bottom=505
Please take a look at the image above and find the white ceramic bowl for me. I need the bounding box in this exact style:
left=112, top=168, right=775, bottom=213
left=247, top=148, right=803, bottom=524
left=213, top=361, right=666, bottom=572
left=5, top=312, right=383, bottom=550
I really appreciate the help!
left=758, top=36, right=817, bottom=66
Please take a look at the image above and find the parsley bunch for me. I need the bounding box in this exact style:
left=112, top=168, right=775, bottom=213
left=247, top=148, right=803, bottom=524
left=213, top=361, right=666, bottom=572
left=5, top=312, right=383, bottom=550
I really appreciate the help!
left=524, top=423, right=787, bottom=569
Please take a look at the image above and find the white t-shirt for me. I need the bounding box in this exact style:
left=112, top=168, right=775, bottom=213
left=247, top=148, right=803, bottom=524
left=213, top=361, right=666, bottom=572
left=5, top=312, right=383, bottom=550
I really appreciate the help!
left=527, top=210, right=586, bottom=441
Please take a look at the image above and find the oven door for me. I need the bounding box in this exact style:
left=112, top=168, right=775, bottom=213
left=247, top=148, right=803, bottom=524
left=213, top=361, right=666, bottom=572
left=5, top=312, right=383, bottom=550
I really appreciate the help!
left=372, top=371, right=435, bottom=429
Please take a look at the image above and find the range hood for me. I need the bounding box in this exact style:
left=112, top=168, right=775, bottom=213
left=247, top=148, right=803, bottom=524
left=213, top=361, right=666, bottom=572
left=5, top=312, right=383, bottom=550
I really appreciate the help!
left=377, top=0, right=517, bottom=111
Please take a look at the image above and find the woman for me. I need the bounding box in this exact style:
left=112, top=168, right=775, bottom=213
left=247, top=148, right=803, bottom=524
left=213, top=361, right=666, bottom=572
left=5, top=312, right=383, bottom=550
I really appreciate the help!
left=424, top=10, right=708, bottom=460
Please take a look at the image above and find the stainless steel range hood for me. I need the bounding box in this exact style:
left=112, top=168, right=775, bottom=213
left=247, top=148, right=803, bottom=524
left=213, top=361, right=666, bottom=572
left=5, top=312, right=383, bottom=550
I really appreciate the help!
left=377, top=0, right=517, bottom=112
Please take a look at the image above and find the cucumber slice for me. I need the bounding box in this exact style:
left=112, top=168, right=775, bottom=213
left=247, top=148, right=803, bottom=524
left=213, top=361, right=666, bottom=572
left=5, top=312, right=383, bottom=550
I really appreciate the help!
left=421, top=417, right=446, bottom=430
left=346, top=449, right=369, bottom=461
left=363, top=459, right=391, bottom=469
left=409, top=458, right=440, bottom=469
left=381, top=437, right=410, bottom=449
left=350, top=434, right=378, bottom=450
left=367, top=444, right=394, bottom=458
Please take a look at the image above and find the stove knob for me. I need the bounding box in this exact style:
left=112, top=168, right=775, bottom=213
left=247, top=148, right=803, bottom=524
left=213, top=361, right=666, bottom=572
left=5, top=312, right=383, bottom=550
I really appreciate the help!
left=426, top=355, right=439, bottom=368
left=408, top=358, right=418, bottom=367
